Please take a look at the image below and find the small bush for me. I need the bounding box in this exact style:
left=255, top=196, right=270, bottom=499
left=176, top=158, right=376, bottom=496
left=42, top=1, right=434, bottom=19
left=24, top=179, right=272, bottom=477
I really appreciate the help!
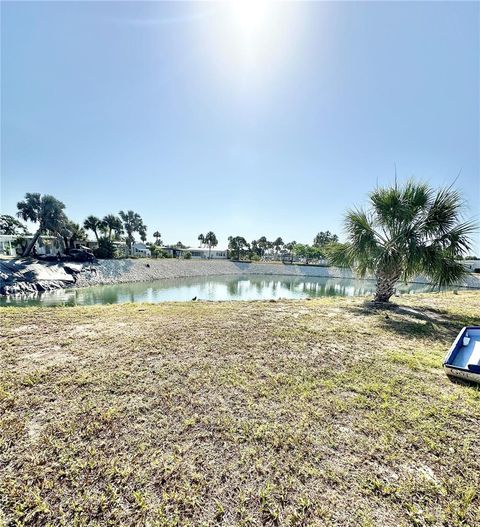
left=149, top=245, right=162, bottom=258
left=250, top=254, right=261, bottom=262
left=183, top=251, right=192, bottom=259
left=94, top=238, right=115, bottom=259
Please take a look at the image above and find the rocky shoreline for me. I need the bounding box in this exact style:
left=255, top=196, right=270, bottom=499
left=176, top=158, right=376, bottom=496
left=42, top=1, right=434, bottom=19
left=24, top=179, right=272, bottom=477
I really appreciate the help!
left=1, top=257, right=480, bottom=296
left=0, top=259, right=78, bottom=296
left=74, top=259, right=359, bottom=288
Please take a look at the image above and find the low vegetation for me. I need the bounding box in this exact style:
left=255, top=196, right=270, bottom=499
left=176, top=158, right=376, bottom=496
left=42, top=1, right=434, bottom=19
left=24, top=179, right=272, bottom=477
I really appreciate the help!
left=1, top=292, right=479, bottom=526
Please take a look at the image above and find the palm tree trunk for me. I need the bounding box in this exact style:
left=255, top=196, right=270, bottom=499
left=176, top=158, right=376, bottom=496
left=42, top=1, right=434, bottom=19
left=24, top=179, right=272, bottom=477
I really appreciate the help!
left=22, top=228, right=42, bottom=257
left=374, top=271, right=399, bottom=302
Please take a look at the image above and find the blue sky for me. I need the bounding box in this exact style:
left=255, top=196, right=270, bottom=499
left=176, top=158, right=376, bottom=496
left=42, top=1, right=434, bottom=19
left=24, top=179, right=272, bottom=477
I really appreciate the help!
left=1, top=1, right=479, bottom=251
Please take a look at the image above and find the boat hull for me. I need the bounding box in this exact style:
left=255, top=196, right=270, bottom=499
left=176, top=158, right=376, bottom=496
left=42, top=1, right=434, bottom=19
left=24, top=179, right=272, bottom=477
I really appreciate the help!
left=443, top=326, right=480, bottom=384
left=444, top=365, right=480, bottom=384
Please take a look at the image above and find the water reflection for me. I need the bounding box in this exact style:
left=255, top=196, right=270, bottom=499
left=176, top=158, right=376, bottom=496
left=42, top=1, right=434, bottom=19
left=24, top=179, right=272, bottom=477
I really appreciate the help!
left=0, top=274, right=446, bottom=307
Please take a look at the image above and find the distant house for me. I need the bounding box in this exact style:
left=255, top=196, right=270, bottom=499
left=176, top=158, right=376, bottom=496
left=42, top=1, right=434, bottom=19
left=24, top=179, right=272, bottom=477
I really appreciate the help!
left=112, top=241, right=128, bottom=256
left=0, top=234, right=60, bottom=257
left=132, top=242, right=151, bottom=257
left=161, top=246, right=185, bottom=258
left=161, top=246, right=228, bottom=259
left=189, top=247, right=228, bottom=259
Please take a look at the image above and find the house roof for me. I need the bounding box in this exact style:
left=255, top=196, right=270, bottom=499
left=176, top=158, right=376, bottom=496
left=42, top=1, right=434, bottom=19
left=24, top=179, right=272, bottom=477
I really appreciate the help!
left=188, top=247, right=228, bottom=252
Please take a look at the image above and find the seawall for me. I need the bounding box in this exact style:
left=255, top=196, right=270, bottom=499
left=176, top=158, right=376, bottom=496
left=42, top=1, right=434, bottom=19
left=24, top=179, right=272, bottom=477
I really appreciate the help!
left=74, top=258, right=480, bottom=289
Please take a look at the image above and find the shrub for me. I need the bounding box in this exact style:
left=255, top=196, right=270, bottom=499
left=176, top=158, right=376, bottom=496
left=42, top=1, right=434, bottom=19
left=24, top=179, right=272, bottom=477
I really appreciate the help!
left=94, top=238, right=115, bottom=259
left=183, top=251, right=192, bottom=259
left=250, top=254, right=261, bottom=262
left=149, top=245, right=162, bottom=258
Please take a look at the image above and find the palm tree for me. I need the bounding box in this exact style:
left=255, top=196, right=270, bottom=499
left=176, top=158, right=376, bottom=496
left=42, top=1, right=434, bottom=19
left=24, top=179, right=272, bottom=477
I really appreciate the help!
left=17, top=193, right=67, bottom=257
left=153, top=231, right=162, bottom=245
left=83, top=215, right=103, bottom=242
left=257, top=236, right=269, bottom=257
left=273, top=237, right=284, bottom=255
left=251, top=240, right=261, bottom=257
left=313, top=231, right=338, bottom=248
left=102, top=214, right=124, bottom=241
left=60, top=220, right=87, bottom=254
left=285, top=241, right=297, bottom=263
left=119, top=210, right=147, bottom=254
left=228, top=236, right=249, bottom=260
left=198, top=233, right=205, bottom=247
left=329, top=180, right=477, bottom=302
left=204, top=231, right=218, bottom=258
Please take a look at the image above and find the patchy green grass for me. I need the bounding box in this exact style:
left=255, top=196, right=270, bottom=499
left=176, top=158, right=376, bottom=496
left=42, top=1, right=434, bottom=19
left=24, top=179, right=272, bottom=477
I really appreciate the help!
left=1, top=292, right=480, bottom=527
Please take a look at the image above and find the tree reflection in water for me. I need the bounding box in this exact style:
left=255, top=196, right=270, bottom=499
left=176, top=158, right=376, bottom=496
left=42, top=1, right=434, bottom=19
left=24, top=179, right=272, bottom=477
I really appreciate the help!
left=0, top=274, right=446, bottom=307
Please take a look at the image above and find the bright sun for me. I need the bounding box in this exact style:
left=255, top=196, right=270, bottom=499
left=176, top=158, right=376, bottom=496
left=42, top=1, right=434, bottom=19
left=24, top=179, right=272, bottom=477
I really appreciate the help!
left=198, top=1, right=303, bottom=89
left=229, top=0, right=271, bottom=37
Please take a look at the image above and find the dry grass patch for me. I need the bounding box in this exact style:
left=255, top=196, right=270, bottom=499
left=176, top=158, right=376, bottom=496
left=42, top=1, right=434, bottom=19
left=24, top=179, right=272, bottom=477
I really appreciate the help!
left=1, top=292, right=480, bottom=526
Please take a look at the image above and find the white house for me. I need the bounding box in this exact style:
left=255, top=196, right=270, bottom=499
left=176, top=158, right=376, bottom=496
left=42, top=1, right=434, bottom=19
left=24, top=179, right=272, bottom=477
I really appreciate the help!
left=0, top=234, right=60, bottom=257
left=132, top=242, right=151, bottom=257
left=189, top=247, right=228, bottom=259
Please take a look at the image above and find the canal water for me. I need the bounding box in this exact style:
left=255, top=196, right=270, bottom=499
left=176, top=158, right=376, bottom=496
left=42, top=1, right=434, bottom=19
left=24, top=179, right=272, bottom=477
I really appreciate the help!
left=0, top=274, right=445, bottom=307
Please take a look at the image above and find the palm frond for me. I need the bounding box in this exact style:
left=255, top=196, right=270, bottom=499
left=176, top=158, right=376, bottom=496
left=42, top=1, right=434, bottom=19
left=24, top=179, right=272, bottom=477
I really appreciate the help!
left=370, top=180, right=431, bottom=232
left=419, top=245, right=468, bottom=287
left=421, top=186, right=465, bottom=237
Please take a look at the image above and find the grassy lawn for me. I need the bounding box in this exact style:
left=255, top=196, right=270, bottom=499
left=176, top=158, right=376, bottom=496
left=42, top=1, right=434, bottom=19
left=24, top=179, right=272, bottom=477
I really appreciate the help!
left=1, top=292, right=480, bottom=527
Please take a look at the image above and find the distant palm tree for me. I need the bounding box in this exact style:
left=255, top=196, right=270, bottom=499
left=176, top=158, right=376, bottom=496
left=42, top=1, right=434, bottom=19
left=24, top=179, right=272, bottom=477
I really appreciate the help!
left=329, top=180, right=477, bottom=302
left=273, top=237, right=284, bottom=254
left=153, top=231, right=162, bottom=245
left=204, top=231, right=218, bottom=258
left=83, top=215, right=103, bottom=242
left=285, top=241, right=297, bottom=263
left=60, top=220, right=87, bottom=254
left=257, top=236, right=269, bottom=257
left=228, top=236, right=249, bottom=260
left=119, top=210, right=147, bottom=254
left=102, top=214, right=124, bottom=241
left=17, top=193, right=67, bottom=257
left=198, top=233, right=205, bottom=247
left=313, top=231, right=338, bottom=248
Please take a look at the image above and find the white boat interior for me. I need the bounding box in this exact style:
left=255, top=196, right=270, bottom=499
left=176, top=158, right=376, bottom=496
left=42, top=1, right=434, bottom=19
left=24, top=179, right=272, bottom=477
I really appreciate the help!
left=450, top=328, right=480, bottom=369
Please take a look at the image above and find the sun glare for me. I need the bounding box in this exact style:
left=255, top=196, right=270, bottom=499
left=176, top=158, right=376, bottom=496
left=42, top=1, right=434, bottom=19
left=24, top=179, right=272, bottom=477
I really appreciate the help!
left=196, top=1, right=305, bottom=92
left=229, top=0, right=270, bottom=36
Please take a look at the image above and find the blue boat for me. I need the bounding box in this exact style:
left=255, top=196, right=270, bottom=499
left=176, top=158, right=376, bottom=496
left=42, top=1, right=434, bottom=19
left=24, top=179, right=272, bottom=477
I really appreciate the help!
left=444, top=327, right=480, bottom=383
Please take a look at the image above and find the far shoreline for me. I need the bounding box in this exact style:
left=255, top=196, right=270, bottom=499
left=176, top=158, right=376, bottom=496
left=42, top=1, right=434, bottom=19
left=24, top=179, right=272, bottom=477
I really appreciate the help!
left=74, top=258, right=480, bottom=290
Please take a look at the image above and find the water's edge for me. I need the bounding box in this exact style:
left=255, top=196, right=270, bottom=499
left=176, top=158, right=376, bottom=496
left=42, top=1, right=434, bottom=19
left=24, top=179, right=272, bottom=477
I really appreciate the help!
left=0, top=273, right=455, bottom=307
left=75, top=259, right=480, bottom=289
left=1, top=258, right=479, bottom=300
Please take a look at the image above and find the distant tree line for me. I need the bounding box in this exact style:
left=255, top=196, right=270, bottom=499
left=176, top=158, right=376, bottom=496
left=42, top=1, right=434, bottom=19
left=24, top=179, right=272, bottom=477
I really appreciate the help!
left=2, top=200, right=343, bottom=263
left=1, top=193, right=149, bottom=259
left=227, top=231, right=340, bottom=263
